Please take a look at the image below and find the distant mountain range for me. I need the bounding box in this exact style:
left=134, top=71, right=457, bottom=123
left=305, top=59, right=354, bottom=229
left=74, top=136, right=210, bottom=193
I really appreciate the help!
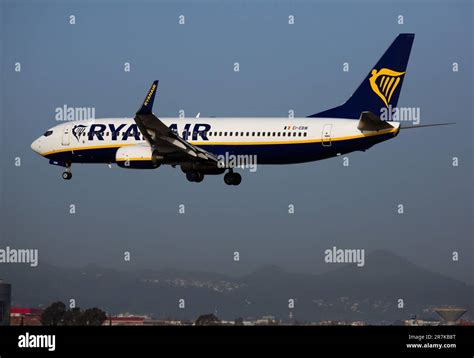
left=1, top=250, right=472, bottom=324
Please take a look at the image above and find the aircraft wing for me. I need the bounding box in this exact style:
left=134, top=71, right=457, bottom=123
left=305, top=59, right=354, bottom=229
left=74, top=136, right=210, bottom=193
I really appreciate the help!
left=133, top=81, right=219, bottom=162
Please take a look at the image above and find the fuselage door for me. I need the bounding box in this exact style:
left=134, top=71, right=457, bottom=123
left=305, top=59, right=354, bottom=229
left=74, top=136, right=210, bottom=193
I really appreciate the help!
left=322, top=124, right=333, bottom=147
left=62, top=125, right=70, bottom=146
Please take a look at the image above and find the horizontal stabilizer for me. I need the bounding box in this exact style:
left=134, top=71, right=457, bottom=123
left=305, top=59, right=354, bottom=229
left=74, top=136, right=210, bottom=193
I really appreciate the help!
left=357, top=111, right=394, bottom=131
left=400, top=123, right=455, bottom=129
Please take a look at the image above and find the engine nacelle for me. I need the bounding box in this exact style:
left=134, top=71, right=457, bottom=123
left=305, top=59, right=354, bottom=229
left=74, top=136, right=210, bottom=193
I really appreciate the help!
left=116, top=145, right=163, bottom=169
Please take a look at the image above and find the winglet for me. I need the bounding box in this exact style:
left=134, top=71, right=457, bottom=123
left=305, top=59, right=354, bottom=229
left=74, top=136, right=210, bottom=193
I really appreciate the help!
left=357, top=111, right=394, bottom=131
left=137, top=80, right=159, bottom=115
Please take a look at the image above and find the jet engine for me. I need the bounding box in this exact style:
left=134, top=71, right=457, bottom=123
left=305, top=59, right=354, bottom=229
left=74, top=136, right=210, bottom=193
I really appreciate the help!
left=116, top=145, right=164, bottom=169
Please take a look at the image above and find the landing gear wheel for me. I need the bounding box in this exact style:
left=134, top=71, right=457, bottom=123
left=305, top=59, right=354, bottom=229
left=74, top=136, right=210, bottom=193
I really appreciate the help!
left=194, top=172, right=204, bottom=183
left=232, top=172, right=241, bottom=185
left=224, top=172, right=241, bottom=186
left=62, top=171, right=72, bottom=180
left=224, top=172, right=233, bottom=185
left=186, top=172, right=204, bottom=183
left=186, top=172, right=196, bottom=182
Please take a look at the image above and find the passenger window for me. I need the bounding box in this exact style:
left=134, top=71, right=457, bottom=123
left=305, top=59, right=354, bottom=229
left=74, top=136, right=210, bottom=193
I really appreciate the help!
left=277, top=132, right=280, bottom=136
left=293, top=132, right=297, bottom=137
left=219, top=132, right=222, bottom=136
left=252, top=132, right=255, bottom=136
left=298, top=132, right=302, bottom=136
left=257, top=132, right=261, bottom=136
left=246, top=132, right=249, bottom=136
left=304, top=133, right=307, bottom=137
left=262, top=132, right=265, bottom=137
left=283, top=133, right=286, bottom=137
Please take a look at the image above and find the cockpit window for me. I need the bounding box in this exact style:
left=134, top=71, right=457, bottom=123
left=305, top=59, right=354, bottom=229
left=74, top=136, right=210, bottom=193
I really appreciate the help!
left=44, top=130, right=53, bottom=137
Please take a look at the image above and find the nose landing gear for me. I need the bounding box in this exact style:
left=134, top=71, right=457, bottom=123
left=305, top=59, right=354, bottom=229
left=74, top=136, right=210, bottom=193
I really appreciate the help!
left=62, top=164, right=72, bottom=180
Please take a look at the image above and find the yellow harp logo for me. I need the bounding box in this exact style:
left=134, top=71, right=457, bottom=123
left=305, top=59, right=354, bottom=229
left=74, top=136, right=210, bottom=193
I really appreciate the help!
left=369, top=68, right=405, bottom=107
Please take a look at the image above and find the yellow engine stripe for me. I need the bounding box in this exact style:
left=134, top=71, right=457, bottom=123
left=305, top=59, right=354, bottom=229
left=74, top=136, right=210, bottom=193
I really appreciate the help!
left=116, top=157, right=152, bottom=161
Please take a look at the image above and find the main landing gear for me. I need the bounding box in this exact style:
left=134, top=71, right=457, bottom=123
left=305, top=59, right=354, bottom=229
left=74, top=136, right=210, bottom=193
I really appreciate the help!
left=62, top=164, right=72, bottom=180
left=186, top=172, right=204, bottom=183
left=185, top=170, right=242, bottom=186
left=224, top=170, right=241, bottom=186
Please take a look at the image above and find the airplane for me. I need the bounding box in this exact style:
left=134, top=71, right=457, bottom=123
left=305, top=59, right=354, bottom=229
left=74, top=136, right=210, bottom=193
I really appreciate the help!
left=31, top=33, right=452, bottom=185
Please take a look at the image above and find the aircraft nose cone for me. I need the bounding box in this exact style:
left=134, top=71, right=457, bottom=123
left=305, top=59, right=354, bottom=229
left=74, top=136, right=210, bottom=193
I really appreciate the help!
left=31, top=138, right=42, bottom=155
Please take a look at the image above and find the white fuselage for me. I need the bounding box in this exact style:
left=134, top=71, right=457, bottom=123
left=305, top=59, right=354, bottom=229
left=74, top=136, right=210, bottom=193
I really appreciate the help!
left=31, top=117, right=400, bottom=165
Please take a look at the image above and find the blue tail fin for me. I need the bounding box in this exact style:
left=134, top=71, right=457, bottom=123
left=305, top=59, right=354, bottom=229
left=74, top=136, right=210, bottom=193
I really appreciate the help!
left=308, top=34, right=415, bottom=119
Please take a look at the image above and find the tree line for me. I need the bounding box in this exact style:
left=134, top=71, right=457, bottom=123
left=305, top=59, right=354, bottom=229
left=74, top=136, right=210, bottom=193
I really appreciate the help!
left=40, top=301, right=107, bottom=326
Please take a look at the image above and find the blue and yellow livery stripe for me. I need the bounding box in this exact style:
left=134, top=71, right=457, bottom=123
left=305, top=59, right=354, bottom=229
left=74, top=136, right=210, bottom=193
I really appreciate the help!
left=41, top=143, right=137, bottom=156
left=189, top=127, right=398, bottom=146
left=41, top=127, right=398, bottom=156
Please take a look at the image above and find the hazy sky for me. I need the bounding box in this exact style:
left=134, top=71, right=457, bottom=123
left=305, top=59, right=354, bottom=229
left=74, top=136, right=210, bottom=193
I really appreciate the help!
left=1, top=0, right=472, bottom=284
